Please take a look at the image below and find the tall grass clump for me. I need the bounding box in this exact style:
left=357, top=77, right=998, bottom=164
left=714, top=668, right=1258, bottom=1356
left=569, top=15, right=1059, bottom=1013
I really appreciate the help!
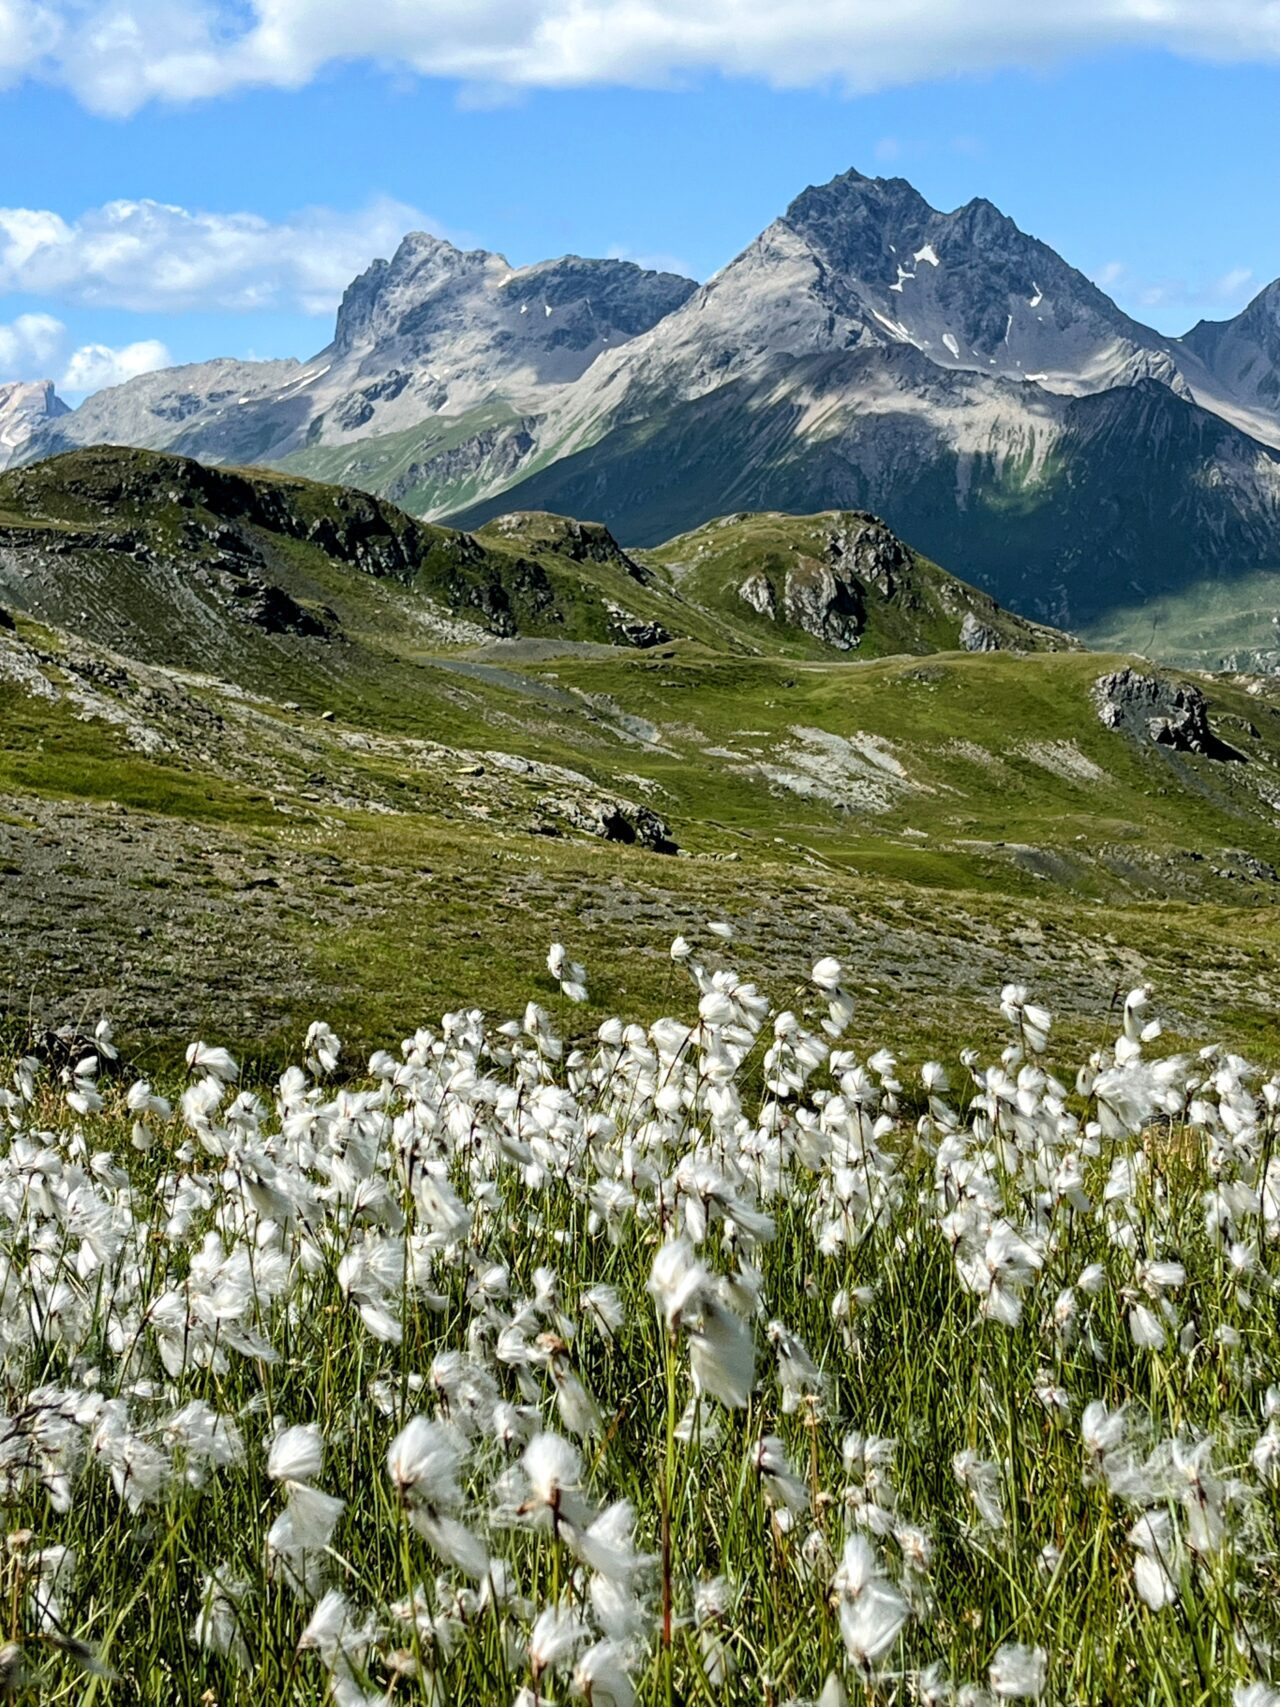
left=0, top=931, right=1278, bottom=1705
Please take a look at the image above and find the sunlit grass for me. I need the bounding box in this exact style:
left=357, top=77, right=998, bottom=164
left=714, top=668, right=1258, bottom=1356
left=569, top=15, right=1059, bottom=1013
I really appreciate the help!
left=0, top=936, right=1277, bottom=1705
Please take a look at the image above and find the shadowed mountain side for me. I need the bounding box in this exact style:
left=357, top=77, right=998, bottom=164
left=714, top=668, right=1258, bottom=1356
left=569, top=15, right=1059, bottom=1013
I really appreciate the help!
left=449, top=355, right=1280, bottom=629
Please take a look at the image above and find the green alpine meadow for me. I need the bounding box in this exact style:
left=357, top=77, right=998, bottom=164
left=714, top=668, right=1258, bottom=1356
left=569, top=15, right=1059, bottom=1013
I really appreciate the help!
left=6, top=35, right=1280, bottom=1706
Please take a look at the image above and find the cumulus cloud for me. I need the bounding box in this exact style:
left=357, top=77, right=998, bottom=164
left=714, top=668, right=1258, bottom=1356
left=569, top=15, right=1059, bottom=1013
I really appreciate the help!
left=5, top=1, right=1280, bottom=114
left=0, top=310, right=64, bottom=371
left=1214, top=265, right=1255, bottom=299
left=0, top=194, right=432, bottom=314
left=59, top=337, right=171, bottom=394
left=0, top=310, right=170, bottom=394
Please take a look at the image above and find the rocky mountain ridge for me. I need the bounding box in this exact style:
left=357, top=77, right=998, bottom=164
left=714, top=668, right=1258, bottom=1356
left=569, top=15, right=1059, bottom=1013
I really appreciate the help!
left=18, top=240, right=695, bottom=471
left=0, top=380, right=68, bottom=470
left=10, top=168, right=1280, bottom=656
left=20, top=168, right=1280, bottom=491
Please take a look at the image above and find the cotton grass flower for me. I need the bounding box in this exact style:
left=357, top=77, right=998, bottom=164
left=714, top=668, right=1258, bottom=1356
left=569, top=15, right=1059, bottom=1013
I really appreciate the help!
left=830, top=1533, right=909, bottom=1671
left=990, top=1643, right=1047, bottom=1699
left=2, top=943, right=1279, bottom=1702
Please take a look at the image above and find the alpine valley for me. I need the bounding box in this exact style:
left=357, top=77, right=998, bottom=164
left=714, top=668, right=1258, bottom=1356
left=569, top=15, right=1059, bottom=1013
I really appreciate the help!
left=4, top=167, right=1280, bottom=1058
left=11, top=166, right=1280, bottom=671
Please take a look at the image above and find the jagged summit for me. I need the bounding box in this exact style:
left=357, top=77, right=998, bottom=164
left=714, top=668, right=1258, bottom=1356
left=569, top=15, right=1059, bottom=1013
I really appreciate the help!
left=16, top=163, right=1280, bottom=662
left=23, top=240, right=697, bottom=471
left=0, top=380, right=69, bottom=471
left=761, top=165, right=1164, bottom=392
left=1183, top=276, right=1280, bottom=417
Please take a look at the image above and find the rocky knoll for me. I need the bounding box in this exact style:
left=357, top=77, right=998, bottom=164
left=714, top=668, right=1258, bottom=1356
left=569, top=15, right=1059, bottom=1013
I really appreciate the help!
left=1093, top=667, right=1245, bottom=761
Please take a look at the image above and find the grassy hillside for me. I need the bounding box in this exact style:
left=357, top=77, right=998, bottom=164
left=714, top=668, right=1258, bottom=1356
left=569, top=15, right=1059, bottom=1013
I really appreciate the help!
left=0, top=448, right=701, bottom=682
left=3, top=589, right=1278, bottom=1066
left=447, top=364, right=1280, bottom=638
left=275, top=400, right=539, bottom=515
left=1082, top=568, right=1280, bottom=672
left=0, top=450, right=1066, bottom=700
left=3, top=443, right=1278, bottom=1070
left=640, top=510, right=1072, bottom=658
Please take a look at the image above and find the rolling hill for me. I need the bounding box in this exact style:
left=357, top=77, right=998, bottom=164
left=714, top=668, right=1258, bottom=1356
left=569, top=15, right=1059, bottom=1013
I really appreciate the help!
left=0, top=444, right=1277, bottom=1063
left=0, top=446, right=1066, bottom=696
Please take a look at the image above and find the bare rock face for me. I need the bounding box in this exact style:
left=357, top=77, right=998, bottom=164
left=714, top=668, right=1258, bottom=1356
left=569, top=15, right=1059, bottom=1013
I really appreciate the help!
left=0, top=381, right=69, bottom=470
left=386, top=419, right=537, bottom=508
left=826, top=512, right=909, bottom=596
left=960, top=611, right=1004, bottom=651
left=738, top=573, right=776, bottom=619
left=1093, top=668, right=1242, bottom=760
left=782, top=559, right=865, bottom=649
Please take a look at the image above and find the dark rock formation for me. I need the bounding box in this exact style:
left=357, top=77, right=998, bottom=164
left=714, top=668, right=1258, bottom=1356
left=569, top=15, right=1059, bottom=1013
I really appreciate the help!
left=1093, top=668, right=1244, bottom=761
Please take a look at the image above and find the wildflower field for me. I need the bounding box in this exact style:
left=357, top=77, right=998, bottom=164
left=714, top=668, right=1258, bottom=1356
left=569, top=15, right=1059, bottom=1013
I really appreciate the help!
left=2, top=930, right=1279, bottom=1707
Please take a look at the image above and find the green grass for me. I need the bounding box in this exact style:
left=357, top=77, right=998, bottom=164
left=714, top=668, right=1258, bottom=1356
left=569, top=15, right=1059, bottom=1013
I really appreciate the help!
left=0, top=686, right=279, bottom=827
left=5, top=630, right=1280, bottom=1068
left=1, top=962, right=1277, bottom=1704
left=1082, top=569, right=1280, bottom=672
left=640, top=511, right=1069, bottom=660
left=274, top=401, right=533, bottom=516
left=5, top=450, right=1280, bottom=1702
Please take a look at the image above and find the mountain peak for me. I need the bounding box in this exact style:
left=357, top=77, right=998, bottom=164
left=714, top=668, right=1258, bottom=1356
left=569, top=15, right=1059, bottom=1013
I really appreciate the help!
left=782, top=166, right=928, bottom=234
left=390, top=229, right=504, bottom=272
left=953, top=195, right=1016, bottom=238
left=0, top=379, right=70, bottom=471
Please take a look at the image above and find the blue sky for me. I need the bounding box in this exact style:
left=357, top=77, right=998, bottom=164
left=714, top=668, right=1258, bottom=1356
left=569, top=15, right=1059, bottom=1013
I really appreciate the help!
left=4, top=2, right=1280, bottom=396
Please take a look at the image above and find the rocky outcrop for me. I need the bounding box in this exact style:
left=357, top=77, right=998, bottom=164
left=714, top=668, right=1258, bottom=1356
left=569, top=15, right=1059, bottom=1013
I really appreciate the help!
left=1, top=446, right=435, bottom=582
left=482, top=512, right=651, bottom=582
left=826, top=512, right=909, bottom=597
left=542, top=794, right=677, bottom=853
left=782, top=560, right=866, bottom=649
left=738, top=574, right=776, bottom=619
left=960, top=612, right=1004, bottom=651
left=731, top=514, right=918, bottom=649
left=1093, top=668, right=1244, bottom=760
left=733, top=513, right=923, bottom=649
left=607, top=610, right=671, bottom=647
left=439, top=553, right=558, bottom=638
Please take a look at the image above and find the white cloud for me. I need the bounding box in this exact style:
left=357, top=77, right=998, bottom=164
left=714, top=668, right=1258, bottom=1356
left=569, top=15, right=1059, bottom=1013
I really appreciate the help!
left=1214, top=264, right=1255, bottom=299
left=59, top=337, right=171, bottom=394
left=0, top=0, right=59, bottom=83
left=0, top=313, right=169, bottom=394
left=0, top=194, right=433, bottom=314
left=1089, top=258, right=1261, bottom=325
left=0, top=309, right=64, bottom=371
left=6, top=1, right=1280, bottom=114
